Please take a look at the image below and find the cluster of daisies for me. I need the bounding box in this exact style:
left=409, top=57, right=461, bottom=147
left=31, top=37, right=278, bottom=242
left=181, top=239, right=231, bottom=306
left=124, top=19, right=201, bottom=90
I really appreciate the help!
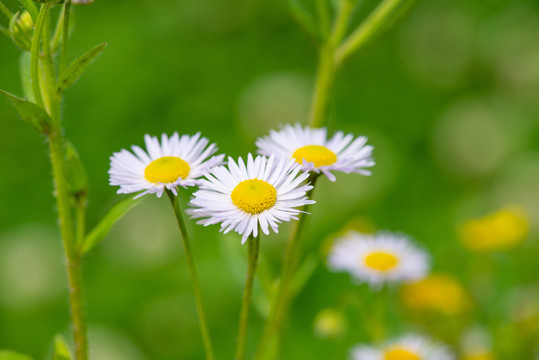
left=327, top=231, right=455, bottom=359
left=109, top=124, right=374, bottom=243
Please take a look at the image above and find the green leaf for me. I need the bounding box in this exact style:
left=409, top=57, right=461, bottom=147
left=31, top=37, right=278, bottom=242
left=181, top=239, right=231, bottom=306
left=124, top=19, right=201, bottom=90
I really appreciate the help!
left=0, top=350, right=33, bottom=360
left=17, top=0, right=38, bottom=23
left=19, top=52, right=34, bottom=102
left=0, top=89, right=52, bottom=133
left=52, top=335, right=73, bottom=360
left=65, top=141, right=88, bottom=199
left=56, top=42, right=107, bottom=94
left=81, top=195, right=145, bottom=254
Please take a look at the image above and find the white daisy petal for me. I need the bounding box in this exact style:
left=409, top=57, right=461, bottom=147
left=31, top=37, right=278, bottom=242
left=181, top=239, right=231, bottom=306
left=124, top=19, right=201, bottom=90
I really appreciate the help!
left=190, top=153, right=315, bottom=243
left=328, top=231, right=430, bottom=288
left=256, top=123, right=375, bottom=182
left=109, top=132, right=224, bottom=198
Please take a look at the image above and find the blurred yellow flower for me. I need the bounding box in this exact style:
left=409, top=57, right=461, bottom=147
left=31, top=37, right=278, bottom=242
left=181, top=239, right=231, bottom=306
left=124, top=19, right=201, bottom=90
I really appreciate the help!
left=459, top=206, right=529, bottom=252
left=313, top=308, right=346, bottom=339
left=401, top=274, right=470, bottom=316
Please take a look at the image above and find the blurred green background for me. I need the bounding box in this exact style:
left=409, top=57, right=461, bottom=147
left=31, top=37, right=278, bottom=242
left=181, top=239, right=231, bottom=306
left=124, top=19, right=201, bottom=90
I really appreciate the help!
left=1, top=0, right=538, bottom=359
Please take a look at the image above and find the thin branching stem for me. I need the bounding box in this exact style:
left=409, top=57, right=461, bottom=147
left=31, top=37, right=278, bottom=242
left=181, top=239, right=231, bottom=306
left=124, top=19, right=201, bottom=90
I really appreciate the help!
left=166, top=190, right=215, bottom=360
left=335, top=0, right=405, bottom=66
left=308, top=0, right=353, bottom=128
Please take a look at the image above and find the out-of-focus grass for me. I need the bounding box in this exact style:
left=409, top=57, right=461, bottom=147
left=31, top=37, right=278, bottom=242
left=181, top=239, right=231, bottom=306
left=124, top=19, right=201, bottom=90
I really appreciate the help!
left=0, top=0, right=538, bottom=359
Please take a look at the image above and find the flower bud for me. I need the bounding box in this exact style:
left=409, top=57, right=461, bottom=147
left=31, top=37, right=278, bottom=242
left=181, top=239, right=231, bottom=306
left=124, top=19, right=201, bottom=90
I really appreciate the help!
left=9, top=11, right=33, bottom=52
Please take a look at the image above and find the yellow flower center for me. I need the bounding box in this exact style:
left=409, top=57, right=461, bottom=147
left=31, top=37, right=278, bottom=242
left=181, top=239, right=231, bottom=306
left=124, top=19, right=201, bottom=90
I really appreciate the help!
left=144, top=156, right=190, bottom=183
left=231, top=179, right=277, bottom=214
left=384, top=348, right=421, bottom=360
left=364, top=251, right=399, bottom=271
left=292, top=145, right=337, bottom=167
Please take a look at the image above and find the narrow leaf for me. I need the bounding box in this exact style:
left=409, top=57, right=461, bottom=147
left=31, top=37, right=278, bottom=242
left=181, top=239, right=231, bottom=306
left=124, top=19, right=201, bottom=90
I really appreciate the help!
left=65, top=141, right=88, bottom=199
left=52, top=335, right=73, bottom=360
left=0, top=351, right=33, bottom=360
left=19, top=52, right=34, bottom=102
left=57, top=42, right=107, bottom=94
left=81, top=195, right=144, bottom=254
left=0, top=89, right=51, bottom=133
left=17, top=0, right=37, bottom=22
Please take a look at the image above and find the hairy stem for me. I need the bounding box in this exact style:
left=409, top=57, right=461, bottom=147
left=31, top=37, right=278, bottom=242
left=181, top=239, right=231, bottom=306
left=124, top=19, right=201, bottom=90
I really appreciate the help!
left=166, top=190, right=215, bottom=360
left=255, top=177, right=318, bottom=359
left=235, top=233, right=261, bottom=360
left=41, top=3, right=88, bottom=358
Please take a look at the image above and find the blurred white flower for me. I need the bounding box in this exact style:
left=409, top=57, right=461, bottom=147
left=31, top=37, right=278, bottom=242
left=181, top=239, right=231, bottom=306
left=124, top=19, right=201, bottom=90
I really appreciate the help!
left=351, top=334, right=454, bottom=360
left=328, top=231, right=429, bottom=288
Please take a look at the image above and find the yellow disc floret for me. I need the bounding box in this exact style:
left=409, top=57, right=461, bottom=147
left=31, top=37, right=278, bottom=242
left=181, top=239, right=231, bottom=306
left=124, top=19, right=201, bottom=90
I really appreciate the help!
left=384, top=348, right=421, bottom=360
left=292, top=145, right=337, bottom=167
left=231, top=179, right=277, bottom=214
left=364, top=251, right=399, bottom=271
left=144, top=156, right=190, bottom=183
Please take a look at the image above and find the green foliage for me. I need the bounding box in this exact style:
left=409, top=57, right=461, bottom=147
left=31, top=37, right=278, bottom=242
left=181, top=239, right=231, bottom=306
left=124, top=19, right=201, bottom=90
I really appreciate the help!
left=0, top=89, right=51, bottom=133
left=56, top=42, right=107, bottom=94
left=52, top=335, right=73, bottom=360
left=81, top=195, right=145, bottom=254
left=17, top=0, right=38, bottom=22
left=19, top=52, right=34, bottom=101
left=9, top=11, right=33, bottom=52
left=65, top=141, right=88, bottom=199
left=0, top=351, right=33, bottom=360
left=286, top=0, right=320, bottom=41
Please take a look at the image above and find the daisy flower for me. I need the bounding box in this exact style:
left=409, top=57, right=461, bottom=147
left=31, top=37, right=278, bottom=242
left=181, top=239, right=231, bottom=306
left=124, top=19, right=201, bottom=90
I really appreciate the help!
left=190, top=154, right=315, bottom=243
left=256, top=123, right=375, bottom=181
left=109, top=132, right=224, bottom=198
left=351, top=334, right=454, bottom=360
left=328, top=231, right=429, bottom=287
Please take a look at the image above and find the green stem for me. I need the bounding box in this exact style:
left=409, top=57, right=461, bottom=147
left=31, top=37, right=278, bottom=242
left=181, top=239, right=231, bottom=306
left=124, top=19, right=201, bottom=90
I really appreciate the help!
left=30, top=2, right=51, bottom=108
left=371, top=285, right=389, bottom=341
left=51, top=3, right=65, bottom=54
left=255, top=177, right=318, bottom=360
left=48, top=128, right=89, bottom=360
left=334, top=0, right=404, bottom=66
left=308, top=45, right=336, bottom=128
left=166, top=190, right=215, bottom=360
left=60, top=0, right=71, bottom=72
left=308, top=0, right=353, bottom=128
left=39, top=3, right=88, bottom=358
left=316, top=0, right=330, bottom=39
left=235, top=233, right=261, bottom=360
